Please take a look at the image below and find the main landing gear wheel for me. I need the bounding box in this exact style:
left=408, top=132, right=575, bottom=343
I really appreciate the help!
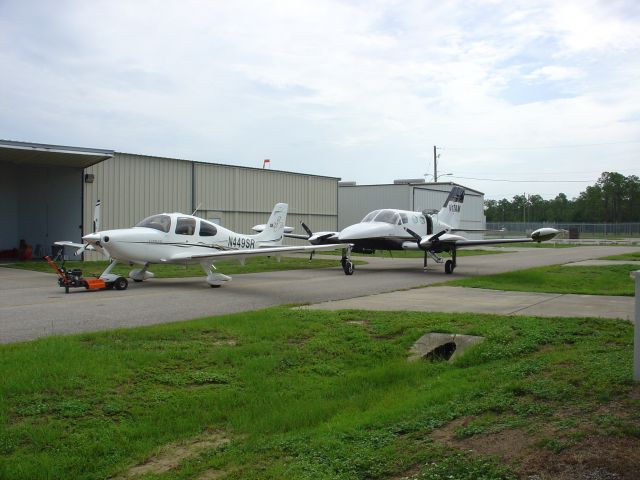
left=114, top=276, right=128, bottom=290
left=343, top=260, right=355, bottom=275
left=444, top=259, right=454, bottom=274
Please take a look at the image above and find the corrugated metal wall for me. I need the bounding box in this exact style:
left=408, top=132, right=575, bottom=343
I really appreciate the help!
left=338, top=183, right=485, bottom=234
left=83, top=153, right=338, bottom=258
left=338, top=185, right=412, bottom=229
left=412, top=184, right=485, bottom=235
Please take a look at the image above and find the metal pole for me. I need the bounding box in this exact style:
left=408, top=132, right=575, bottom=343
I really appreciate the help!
left=633, top=270, right=640, bottom=382
left=433, top=145, right=437, bottom=182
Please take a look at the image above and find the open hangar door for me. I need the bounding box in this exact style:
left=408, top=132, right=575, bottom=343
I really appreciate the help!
left=0, top=140, right=113, bottom=258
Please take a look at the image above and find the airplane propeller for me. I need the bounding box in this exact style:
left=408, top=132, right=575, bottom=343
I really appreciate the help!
left=405, top=228, right=447, bottom=249
left=300, top=220, right=313, bottom=239
left=75, top=200, right=102, bottom=256
left=300, top=221, right=335, bottom=244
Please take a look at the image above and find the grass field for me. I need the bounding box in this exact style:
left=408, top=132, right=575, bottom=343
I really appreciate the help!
left=486, top=242, right=576, bottom=248
left=600, top=251, right=640, bottom=261
left=2, top=256, right=364, bottom=278
left=1, top=308, right=638, bottom=479
left=445, top=264, right=638, bottom=296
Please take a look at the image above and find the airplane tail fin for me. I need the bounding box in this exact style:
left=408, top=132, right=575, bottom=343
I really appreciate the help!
left=254, top=203, right=288, bottom=244
left=436, top=187, right=464, bottom=229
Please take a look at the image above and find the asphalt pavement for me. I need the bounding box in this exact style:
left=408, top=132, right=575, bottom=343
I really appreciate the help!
left=1, top=245, right=638, bottom=344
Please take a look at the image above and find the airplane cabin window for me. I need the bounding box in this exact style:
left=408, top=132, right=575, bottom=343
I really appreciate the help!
left=135, top=214, right=172, bottom=233
left=419, top=216, right=426, bottom=224
left=199, top=221, right=218, bottom=237
left=374, top=210, right=401, bottom=224
left=361, top=210, right=380, bottom=222
left=400, top=213, right=408, bottom=224
left=176, top=217, right=196, bottom=235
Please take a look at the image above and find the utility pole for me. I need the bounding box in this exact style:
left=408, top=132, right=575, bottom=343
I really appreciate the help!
left=433, top=145, right=438, bottom=182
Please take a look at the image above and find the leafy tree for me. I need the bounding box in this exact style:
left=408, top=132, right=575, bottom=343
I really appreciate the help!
left=483, top=172, right=639, bottom=223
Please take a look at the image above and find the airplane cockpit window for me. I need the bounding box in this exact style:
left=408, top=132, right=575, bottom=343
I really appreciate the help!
left=361, top=210, right=381, bottom=222
left=175, top=217, right=196, bottom=235
left=135, top=214, right=171, bottom=233
left=373, top=210, right=401, bottom=225
left=199, top=220, right=218, bottom=237
left=400, top=212, right=408, bottom=224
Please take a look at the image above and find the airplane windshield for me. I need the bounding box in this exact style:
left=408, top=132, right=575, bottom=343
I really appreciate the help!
left=361, top=210, right=381, bottom=222
left=373, top=210, right=401, bottom=225
left=135, top=214, right=171, bottom=233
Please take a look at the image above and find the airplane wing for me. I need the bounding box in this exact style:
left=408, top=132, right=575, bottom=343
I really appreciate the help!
left=447, top=238, right=537, bottom=247
left=164, top=243, right=347, bottom=262
left=405, top=227, right=559, bottom=250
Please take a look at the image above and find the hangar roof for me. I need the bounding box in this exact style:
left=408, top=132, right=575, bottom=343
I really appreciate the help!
left=0, top=140, right=114, bottom=169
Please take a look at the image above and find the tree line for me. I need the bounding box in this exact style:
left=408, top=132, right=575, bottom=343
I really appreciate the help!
left=484, top=172, right=640, bottom=223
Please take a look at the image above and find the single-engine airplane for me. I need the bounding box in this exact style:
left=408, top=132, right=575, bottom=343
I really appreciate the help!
left=290, top=186, right=559, bottom=275
left=55, top=202, right=343, bottom=288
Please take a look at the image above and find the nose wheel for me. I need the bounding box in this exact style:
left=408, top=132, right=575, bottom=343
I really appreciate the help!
left=341, top=245, right=355, bottom=275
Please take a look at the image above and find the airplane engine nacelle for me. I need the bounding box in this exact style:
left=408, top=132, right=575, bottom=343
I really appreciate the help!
left=530, top=227, right=559, bottom=242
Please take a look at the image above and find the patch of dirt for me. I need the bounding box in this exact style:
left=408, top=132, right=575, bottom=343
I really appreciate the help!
left=211, top=339, right=237, bottom=346
left=430, top=390, right=640, bottom=480
left=197, top=469, right=233, bottom=479
left=346, top=320, right=368, bottom=326
left=115, top=430, right=229, bottom=478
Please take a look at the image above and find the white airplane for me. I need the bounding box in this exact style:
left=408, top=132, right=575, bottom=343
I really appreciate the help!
left=55, top=202, right=344, bottom=288
left=291, top=186, right=559, bottom=275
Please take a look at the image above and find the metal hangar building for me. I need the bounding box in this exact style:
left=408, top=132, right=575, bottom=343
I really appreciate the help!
left=0, top=140, right=339, bottom=257
left=338, top=180, right=486, bottom=232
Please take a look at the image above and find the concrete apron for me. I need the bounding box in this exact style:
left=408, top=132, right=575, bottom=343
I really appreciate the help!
left=303, top=286, right=635, bottom=323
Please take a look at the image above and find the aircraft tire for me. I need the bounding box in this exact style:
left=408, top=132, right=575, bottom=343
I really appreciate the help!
left=114, top=277, right=128, bottom=290
left=343, top=261, right=355, bottom=275
left=445, top=260, right=454, bottom=274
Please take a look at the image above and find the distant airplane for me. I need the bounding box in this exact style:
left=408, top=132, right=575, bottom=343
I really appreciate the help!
left=56, top=202, right=343, bottom=288
left=292, top=187, right=559, bottom=275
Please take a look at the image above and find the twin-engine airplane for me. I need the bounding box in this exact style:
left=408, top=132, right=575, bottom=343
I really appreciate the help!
left=56, top=203, right=343, bottom=288
left=290, top=187, right=559, bottom=275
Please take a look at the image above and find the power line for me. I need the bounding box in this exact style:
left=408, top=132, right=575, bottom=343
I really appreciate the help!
left=442, top=140, right=640, bottom=151
left=451, top=175, right=593, bottom=183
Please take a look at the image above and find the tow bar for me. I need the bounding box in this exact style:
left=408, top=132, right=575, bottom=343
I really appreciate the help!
left=43, top=256, right=128, bottom=293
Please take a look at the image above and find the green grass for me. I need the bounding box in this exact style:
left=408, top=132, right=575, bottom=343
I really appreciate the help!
left=446, top=264, right=638, bottom=296
left=487, top=242, right=576, bottom=248
left=600, top=251, right=640, bottom=261
left=2, top=256, right=365, bottom=278
left=1, top=308, right=637, bottom=479
left=320, top=249, right=503, bottom=258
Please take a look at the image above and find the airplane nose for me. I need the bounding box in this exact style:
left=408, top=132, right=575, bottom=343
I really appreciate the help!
left=338, top=223, right=391, bottom=241
left=82, top=232, right=101, bottom=243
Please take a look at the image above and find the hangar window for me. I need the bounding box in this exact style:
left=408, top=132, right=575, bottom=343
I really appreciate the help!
left=175, top=217, right=196, bottom=235
left=136, top=215, right=172, bottom=233
left=361, top=210, right=381, bottom=222
left=374, top=210, right=401, bottom=225
left=199, top=221, right=218, bottom=237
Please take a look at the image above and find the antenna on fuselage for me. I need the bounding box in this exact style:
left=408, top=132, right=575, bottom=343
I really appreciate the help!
left=191, top=203, right=202, bottom=216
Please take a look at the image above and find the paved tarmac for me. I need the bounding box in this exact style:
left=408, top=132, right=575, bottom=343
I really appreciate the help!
left=303, top=286, right=636, bottom=322
left=1, top=245, right=638, bottom=344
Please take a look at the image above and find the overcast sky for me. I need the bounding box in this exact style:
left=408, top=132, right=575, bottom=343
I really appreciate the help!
left=1, top=0, right=638, bottom=200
